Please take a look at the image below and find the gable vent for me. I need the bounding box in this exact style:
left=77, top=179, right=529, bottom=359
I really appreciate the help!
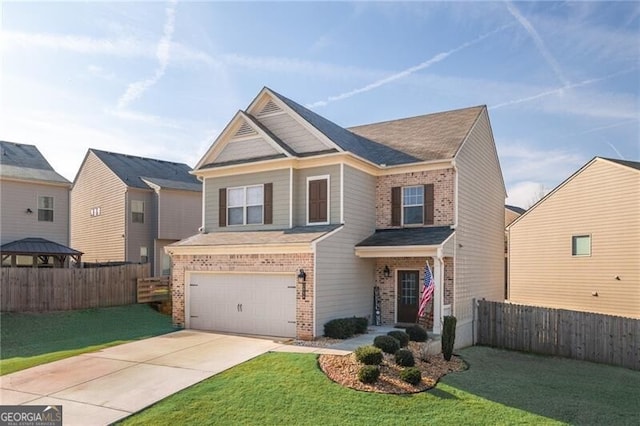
left=233, top=121, right=257, bottom=138
left=257, top=99, right=282, bottom=116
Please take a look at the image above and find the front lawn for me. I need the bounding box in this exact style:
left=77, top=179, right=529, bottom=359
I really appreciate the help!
left=119, top=347, right=640, bottom=425
left=0, top=304, right=177, bottom=375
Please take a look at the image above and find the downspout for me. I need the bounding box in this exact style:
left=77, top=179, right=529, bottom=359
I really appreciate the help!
left=199, top=176, right=206, bottom=232
left=434, top=247, right=445, bottom=335
left=124, top=190, right=128, bottom=262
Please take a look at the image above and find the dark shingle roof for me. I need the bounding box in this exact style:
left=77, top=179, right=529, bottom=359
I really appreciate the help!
left=0, top=141, right=70, bottom=184
left=348, top=106, right=485, bottom=161
left=1, top=237, right=82, bottom=255
left=356, top=226, right=454, bottom=247
left=601, top=157, right=640, bottom=170
left=505, top=205, right=526, bottom=215
left=91, top=149, right=200, bottom=190
left=140, top=177, right=202, bottom=192
left=270, top=90, right=420, bottom=166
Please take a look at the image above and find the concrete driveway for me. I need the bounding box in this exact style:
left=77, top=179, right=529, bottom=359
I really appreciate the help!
left=0, top=330, right=285, bottom=425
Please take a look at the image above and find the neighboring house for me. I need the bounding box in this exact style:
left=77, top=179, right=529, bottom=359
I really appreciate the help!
left=70, top=149, right=202, bottom=276
left=505, top=205, right=525, bottom=227
left=504, top=204, right=526, bottom=297
left=508, top=157, right=640, bottom=319
left=167, top=87, right=506, bottom=347
left=0, top=141, right=74, bottom=267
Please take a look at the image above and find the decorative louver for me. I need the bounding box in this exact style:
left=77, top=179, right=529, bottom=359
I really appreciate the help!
left=257, top=99, right=282, bottom=116
left=233, top=121, right=257, bottom=138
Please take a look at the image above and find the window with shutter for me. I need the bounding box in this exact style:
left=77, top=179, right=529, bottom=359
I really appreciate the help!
left=223, top=185, right=265, bottom=226
left=308, top=177, right=329, bottom=224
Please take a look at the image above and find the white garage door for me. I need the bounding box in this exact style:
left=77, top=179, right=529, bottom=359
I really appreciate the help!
left=188, top=273, right=297, bottom=338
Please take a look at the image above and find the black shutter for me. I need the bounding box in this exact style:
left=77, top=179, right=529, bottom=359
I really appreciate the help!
left=424, top=184, right=434, bottom=225
left=219, top=188, right=227, bottom=227
left=391, top=187, right=401, bottom=226
left=264, top=183, right=273, bottom=224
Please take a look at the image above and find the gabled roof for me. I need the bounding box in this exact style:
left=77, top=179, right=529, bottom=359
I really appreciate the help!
left=0, top=237, right=82, bottom=256
left=505, top=205, right=526, bottom=215
left=90, top=149, right=201, bottom=190
left=348, top=105, right=485, bottom=161
left=508, top=156, right=640, bottom=229
left=0, top=141, right=70, bottom=184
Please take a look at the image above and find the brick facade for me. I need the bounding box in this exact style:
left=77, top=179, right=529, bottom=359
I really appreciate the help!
left=171, top=252, right=315, bottom=340
left=376, top=169, right=455, bottom=229
left=374, top=256, right=454, bottom=331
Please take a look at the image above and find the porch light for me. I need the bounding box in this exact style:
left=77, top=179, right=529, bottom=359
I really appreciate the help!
left=383, top=265, right=391, bottom=278
left=297, top=269, right=306, bottom=282
left=25, top=208, right=33, bottom=214
left=297, top=269, right=307, bottom=300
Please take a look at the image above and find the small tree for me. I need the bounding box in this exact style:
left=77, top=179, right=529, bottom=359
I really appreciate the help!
left=442, top=315, right=457, bottom=361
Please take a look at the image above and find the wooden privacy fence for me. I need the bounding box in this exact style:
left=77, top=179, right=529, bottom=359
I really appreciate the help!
left=477, top=300, right=640, bottom=370
left=137, top=276, right=170, bottom=303
left=1, top=264, right=150, bottom=312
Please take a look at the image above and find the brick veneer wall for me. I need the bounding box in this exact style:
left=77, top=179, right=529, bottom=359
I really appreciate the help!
left=376, top=169, right=455, bottom=229
left=374, top=256, right=454, bottom=331
left=171, top=253, right=315, bottom=340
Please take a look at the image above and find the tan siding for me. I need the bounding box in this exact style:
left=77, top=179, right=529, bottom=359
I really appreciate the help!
left=214, top=137, right=280, bottom=164
left=509, top=159, right=640, bottom=319
left=70, top=152, right=126, bottom=263
left=505, top=208, right=521, bottom=227
left=126, top=189, right=154, bottom=267
left=204, top=169, right=290, bottom=231
left=455, top=109, right=506, bottom=346
left=315, top=165, right=377, bottom=336
left=157, top=189, right=201, bottom=240
left=293, top=165, right=341, bottom=226
left=257, top=112, right=331, bottom=154
left=0, top=179, right=70, bottom=246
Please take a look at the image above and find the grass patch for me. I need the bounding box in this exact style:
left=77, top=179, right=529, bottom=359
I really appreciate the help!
left=120, top=347, right=640, bottom=425
left=1, top=304, right=177, bottom=375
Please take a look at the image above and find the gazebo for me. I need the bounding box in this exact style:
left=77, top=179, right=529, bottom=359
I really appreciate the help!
left=0, top=237, right=83, bottom=268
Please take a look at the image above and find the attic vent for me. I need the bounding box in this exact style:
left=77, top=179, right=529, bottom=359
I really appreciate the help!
left=257, top=99, right=282, bottom=116
left=233, top=121, right=257, bottom=138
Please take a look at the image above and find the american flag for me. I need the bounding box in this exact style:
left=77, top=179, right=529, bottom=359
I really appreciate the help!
left=418, top=263, right=434, bottom=318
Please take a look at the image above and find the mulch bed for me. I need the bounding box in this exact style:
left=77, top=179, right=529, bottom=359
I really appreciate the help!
left=318, top=341, right=466, bottom=394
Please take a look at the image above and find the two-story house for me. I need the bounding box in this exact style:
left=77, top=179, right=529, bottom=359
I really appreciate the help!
left=167, top=87, right=506, bottom=347
left=0, top=141, right=80, bottom=267
left=70, top=149, right=202, bottom=276
left=508, top=157, right=639, bottom=319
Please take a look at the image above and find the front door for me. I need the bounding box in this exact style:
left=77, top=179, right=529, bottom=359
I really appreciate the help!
left=397, top=270, right=419, bottom=323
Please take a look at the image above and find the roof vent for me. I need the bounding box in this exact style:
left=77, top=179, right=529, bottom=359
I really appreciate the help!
left=233, top=121, right=257, bottom=138
left=257, top=99, right=282, bottom=116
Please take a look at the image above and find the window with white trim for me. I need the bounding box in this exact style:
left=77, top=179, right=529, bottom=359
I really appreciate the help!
left=402, top=186, right=423, bottom=225
left=572, top=235, right=591, bottom=256
left=228, top=185, right=264, bottom=225
left=131, top=200, right=144, bottom=223
left=38, top=196, right=54, bottom=222
left=307, top=176, right=329, bottom=225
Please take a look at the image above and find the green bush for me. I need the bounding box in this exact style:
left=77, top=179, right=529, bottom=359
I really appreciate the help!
left=400, top=367, right=422, bottom=385
left=324, top=319, right=355, bottom=339
left=357, top=365, right=380, bottom=383
left=442, top=315, right=457, bottom=361
left=387, top=330, right=410, bottom=347
left=323, top=317, right=368, bottom=339
left=351, top=317, right=369, bottom=334
left=355, top=345, right=383, bottom=365
left=373, top=335, right=400, bottom=354
left=405, top=324, right=428, bottom=342
left=394, top=348, right=415, bottom=367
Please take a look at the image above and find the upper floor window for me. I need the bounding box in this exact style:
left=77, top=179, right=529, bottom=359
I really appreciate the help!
left=38, top=196, right=54, bottom=222
left=307, top=176, right=329, bottom=225
left=572, top=235, right=591, bottom=256
left=132, top=200, right=144, bottom=223
left=228, top=185, right=264, bottom=226
left=391, top=184, right=434, bottom=227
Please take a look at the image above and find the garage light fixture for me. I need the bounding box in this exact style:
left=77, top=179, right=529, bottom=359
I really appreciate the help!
left=383, top=265, right=391, bottom=278
left=298, top=269, right=307, bottom=300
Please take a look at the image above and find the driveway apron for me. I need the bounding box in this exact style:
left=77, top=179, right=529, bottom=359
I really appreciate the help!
left=0, top=330, right=282, bottom=425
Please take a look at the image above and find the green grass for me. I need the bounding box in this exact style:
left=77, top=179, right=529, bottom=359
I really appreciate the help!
left=119, top=347, right=640, bottom=426
left=0, top=304, right=177, bottom=375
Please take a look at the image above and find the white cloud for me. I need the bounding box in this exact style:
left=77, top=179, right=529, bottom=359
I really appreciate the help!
left=306, top=24, right=510, bottom=108
left=87, top=65, right=115, bottom=81
left=117, top=0, right=177, bottom=109
left=506, top=181, right=550, bottom=209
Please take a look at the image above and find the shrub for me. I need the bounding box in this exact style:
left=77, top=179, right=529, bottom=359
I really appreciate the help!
left=324, top=318, right=355, bottom=339
left=387, top=330, right=410, bottom=347
left=394, top=348, right=415, bottom=367
left=442, top=315, right=457, bottom=361
left=400, top=367, right=422, bottom=385
left=373, top=335, right=400, bottom=354
left=355, top=345, right=383, bottom=365
left=405, top=324, right=428, bottom=342
left=351, top=317, right=369, bottom=334
left=358, top=365, right=380, bottom=383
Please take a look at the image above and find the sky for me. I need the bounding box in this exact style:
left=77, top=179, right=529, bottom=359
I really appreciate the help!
left=1, top=1, right=638, bottom=209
